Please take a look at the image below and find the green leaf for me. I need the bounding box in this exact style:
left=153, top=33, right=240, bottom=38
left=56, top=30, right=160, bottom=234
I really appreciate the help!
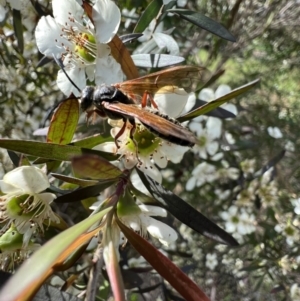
left=196, top=99, right=236, bottom=119
left=0, top=208, right=112, bottom=301
left=178, top=78, right=260, bottom=122
left=133, top=0, right=163, bottom=33
left=168, top=9, right=236, bottom=42
left=0, top=139, right=117, bottom=162
left=54, top=181, right=116, bottom=203
left=71, top=134, right=113, bottom=148
left=72, top=154, right=123, bottom=180
left=51, top=173, right=99, bottom=187
left=132, top=54, right=185, bottom=68
left=117, top=220, right=210, bottom=301
left=7, top=151, right=31, bottom=167
left=47, top=98, right=79, bottom=144
left=12, top=9, right=24, bottom=53
left=136, top=168, right=239, bottom=246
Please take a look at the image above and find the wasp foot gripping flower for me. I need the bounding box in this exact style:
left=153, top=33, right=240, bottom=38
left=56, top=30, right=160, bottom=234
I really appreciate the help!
left=95, top=121, right=190, bottom=183
left=0, top=166, right=59, bottom=246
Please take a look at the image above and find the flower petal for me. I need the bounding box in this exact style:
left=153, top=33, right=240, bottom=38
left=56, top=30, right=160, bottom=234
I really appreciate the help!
left=141, top=215, right=178, bottom=246
left=186, top=177, right=196, bottom=191
left=139, top=205, right=167, bottom=217
left=215, top=84, right=231, bottom=98
left=95, top=55, right=123, bottom=85
left=198, top=88, right=214, bottom=101
left=206, top=117, right=222, bottom=139
left=1, top=166, right=50, bottom=194
left=160, top=143, right=189, bottom=163
left=35, top=16, right=71, bottom=57
left=154, top=90, right=188, bottom=117
left=92, top=0, right=121, bottom=44
left=52, top=0, right=83, bottom=26
left=38, top=192, right=57, bottom=204
left=57, top=65, right=86, bottom=97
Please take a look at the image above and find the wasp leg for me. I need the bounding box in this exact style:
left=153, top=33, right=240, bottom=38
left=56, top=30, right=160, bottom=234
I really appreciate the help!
left=85, top=108, right=106, bottom=124
left=126, top=118, right=142, bottom=165
left=113, top=118, right=128, bottom=149
left=141, top=91, right=158, bottom=109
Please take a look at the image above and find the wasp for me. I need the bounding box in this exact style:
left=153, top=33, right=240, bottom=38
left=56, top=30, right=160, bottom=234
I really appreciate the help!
left=78, top=66, right=204, bottom=148
left=55, top=58, right=203, bottom=148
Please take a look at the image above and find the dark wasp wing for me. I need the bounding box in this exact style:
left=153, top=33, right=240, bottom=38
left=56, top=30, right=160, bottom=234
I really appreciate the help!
left=103, top=102, right=197, bottom=147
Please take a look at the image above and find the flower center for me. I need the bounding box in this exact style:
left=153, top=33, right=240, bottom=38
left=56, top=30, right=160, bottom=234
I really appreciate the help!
left=55, top=13, right=97, bottom=65
left=6, top=194, right=45, bottom=219
left=198, top=135, right=207, bottom=147
left=127, top=125, right=161, bottom=156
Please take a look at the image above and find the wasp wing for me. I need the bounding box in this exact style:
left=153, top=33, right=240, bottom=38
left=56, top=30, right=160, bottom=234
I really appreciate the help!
left=103, top=102, right=197, bottom=147
left=114, top=66, right=207, bottom=99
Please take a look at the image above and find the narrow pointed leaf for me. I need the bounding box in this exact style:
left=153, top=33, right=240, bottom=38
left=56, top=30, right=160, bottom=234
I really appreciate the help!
left=51, top=173, right=99, bottom=187
left=12, top=9, right=24, bottom=53
left=72, top=154, right=123, bottom=180
left=134, top=0, right=163, bottom=33
left=136, top=169, right=238, bottom=246
left=199, top=69, right=225, bottom=90
left=132, top=54, right=185, bottom=68
left=104, top=228, right=126, bottom=301
left=54, top=181, right=116, bottom=203
left=0, top=208, right=112, bottom=301
left=178, top=79, right=260, bottom=122
left=108, top=35, right=139, bottom=80
left=71, top=134, right=113, bottom=149
left=120, top=33, right=143, bottom=44
left=196, top=99, right=236, bottom=119
left=47, top=97, right=79, bottom=144
left=0, top=139, right=117, bottom=161
left=168, top=9, right=236, bottom=42
left=117, top=220, right=210, bottom=301
left=254, top=150, right=285, bottom=177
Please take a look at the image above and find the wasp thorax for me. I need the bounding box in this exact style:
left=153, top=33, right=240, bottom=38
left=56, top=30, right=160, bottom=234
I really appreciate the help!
left=93, top=85, right=135, bottom=106
left=93, top=85, right=117, bottom=104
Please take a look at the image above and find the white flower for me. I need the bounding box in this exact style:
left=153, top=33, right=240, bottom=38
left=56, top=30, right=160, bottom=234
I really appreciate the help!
left=236, top=181, right=257, bottom=206
left=119, top=204, right=178, bottom=246
left=186, top=162, right=217, bottom=191
left=285, top=140, right=295, bottom=152
left=240, top=159, right=256, bottom=176
left=95, top=122, right=189, bottom=182
left=199, top=85, right=237, bottom=116
left=206, top=253, right=218, bottom=270
left=122, top=8, right=138, bottom=29
left=267, top=126, right=283, bottom=139
left=0, top=3, right=6, bottom=22
left=189, top=117, right=222, bottom=159
left=275, top=221, right=299, bottom=246
left=291, top=198, right=300, bottom=215
left=0, top=166, right=59, bottom=245
left=35, top=0, right=122, bottom=96
left=217, top=161, right=239, bottom=182
left=257, top=181, right=278, bottom=207
left=220, top=206, right=256, bottom=235
left=290, top=284, right=300, bottom=301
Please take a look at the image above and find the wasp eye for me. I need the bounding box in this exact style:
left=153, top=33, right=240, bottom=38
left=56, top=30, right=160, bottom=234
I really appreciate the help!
left=80, top=86, right=94, bottom=111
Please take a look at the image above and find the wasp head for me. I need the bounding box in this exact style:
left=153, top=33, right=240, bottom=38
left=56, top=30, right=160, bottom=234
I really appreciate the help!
left=80, top=86, right=95, bottom=112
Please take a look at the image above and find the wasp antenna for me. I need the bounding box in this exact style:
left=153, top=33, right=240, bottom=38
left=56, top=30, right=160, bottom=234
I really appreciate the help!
left=52, top=54, right=81, bottom=94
